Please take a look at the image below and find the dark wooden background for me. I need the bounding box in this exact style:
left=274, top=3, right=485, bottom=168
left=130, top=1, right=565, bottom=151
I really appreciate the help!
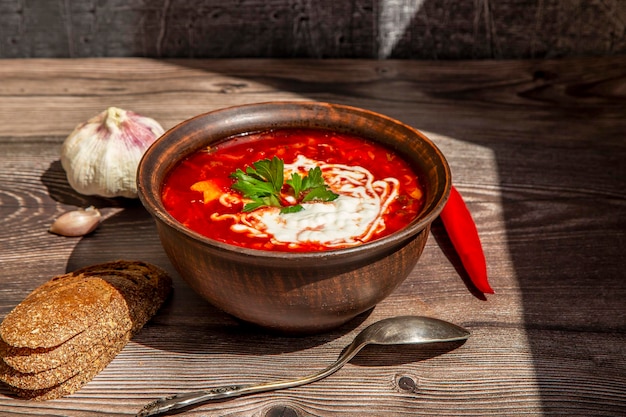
left=1, top=0, right=625, bottom=59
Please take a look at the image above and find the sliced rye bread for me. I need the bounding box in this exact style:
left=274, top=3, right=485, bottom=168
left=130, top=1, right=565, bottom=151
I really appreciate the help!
left=0, top=260, right=172, bottom=399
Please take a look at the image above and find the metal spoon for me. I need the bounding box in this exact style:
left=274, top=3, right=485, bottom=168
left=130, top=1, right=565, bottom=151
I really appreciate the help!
left=136, top=316, right=470, bottom=417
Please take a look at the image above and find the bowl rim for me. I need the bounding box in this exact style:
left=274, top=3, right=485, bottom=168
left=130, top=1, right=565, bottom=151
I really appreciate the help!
left=137, top=101, right=451, bottom=260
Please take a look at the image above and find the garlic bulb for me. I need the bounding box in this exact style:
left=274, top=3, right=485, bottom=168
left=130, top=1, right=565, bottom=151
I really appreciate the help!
left=61, top=107, right=164, bottom=198
left=49, top=206, right=102, bottom=237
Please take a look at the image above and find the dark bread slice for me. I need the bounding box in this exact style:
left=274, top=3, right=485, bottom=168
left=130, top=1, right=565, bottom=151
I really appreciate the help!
left=1, top=266, right=170, bottom=374
left=1, top=303, right=130, bottom=374
left=0, top=274, right=118, bottom=349
left=0, top=287, right=131, bottom=389
left=1, top=276, right=134, bottom=374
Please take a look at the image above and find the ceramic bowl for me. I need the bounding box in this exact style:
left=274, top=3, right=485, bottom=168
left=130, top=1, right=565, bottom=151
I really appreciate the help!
left=137, top=102, right=450, bottom=333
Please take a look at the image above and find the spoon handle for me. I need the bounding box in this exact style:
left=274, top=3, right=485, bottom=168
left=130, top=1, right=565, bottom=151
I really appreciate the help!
left=136, top=364, right=341, bottom=417
left=136, top=384, right=255, bottom=416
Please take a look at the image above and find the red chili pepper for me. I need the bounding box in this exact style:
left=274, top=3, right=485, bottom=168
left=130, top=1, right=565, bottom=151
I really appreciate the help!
left=439, top=186, right=494, bottom=294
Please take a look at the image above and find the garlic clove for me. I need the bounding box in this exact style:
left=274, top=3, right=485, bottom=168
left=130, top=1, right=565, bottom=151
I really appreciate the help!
left=49, top=206, right=102, bottom=237
left=61, top=107, right=165, bottom=198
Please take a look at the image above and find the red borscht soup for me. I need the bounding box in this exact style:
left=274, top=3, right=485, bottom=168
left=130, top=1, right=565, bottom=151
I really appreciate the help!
left=162, top=128, right=424, bottom=252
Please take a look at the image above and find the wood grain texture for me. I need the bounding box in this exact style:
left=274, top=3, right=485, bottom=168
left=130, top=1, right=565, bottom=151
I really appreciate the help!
left=0, top=0, right=624, bottom=59
left=0, top=57, right=625, bottom=416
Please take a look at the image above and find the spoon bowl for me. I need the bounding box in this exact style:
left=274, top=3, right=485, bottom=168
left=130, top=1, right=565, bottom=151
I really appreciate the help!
left=136, top=316, right=470, bottom=416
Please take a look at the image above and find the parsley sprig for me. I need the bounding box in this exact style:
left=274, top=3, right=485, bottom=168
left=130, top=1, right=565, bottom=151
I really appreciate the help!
left=230, top=156, right=338, bottom=213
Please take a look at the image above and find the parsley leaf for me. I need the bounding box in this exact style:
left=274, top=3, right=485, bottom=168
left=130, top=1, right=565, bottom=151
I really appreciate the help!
left=231, top=157, right=285, bottom=212
left=302, top=185, right=339, bottom=202
left=280, top=204, right=304, bottom=214
left=286, top=172, right=303, bottom=198
left=301, top=166, right=324, bottom=190
left=231, top=157, right=338, bottom=213
left=297, top=167, right=338, bottom=203
left=248, top=157, right=284, bottom=193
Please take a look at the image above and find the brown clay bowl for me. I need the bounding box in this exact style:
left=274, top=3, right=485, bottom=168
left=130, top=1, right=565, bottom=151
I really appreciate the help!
left=137, top=102, right=451, bottom=333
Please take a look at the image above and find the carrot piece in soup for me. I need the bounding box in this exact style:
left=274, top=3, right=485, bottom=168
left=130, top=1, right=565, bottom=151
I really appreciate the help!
left=191, top=180, right=222, bottom=203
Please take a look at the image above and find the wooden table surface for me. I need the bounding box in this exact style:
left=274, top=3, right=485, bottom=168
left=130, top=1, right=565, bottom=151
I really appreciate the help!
left=0, top=57, right=624, bottom=416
